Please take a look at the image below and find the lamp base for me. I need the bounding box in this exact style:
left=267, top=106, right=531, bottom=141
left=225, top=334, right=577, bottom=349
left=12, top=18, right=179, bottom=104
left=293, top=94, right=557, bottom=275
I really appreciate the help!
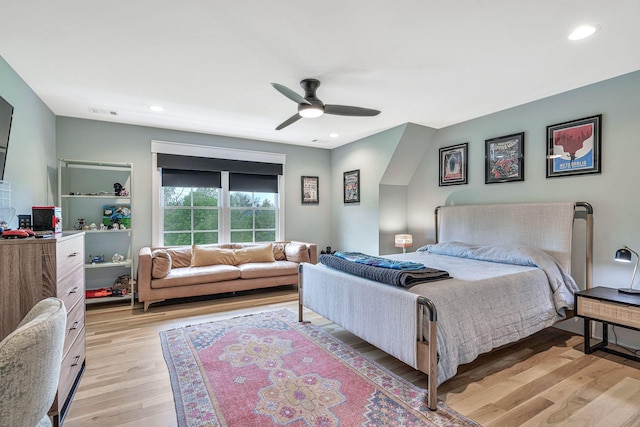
left=618, top=287, right=640, bottom=295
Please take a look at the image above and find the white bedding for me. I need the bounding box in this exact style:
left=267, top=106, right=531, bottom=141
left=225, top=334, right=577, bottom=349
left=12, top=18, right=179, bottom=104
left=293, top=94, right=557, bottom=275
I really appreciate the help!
left=302, top=246, right=577, bottom=386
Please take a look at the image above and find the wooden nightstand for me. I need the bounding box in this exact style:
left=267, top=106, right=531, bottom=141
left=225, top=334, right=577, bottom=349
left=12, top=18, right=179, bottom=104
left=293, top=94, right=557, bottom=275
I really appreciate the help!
left=575, top=286, right=640, bottom=362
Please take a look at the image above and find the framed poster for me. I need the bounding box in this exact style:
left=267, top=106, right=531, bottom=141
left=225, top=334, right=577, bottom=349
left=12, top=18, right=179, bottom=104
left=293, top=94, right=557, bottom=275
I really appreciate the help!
left=439, top=143, right=468, bottom=186
left=343, top=169, right=360, bottom=203
left=485, top=132, right=525, bottom=184
left=546, top=114, right=602, bottom=178
left=301, top=176, right=319, bottom=204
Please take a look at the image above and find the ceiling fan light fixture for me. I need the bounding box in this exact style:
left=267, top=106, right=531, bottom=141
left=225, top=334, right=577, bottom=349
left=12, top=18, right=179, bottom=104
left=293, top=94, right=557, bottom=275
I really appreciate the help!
left=299, top=104, right=324, bottom=118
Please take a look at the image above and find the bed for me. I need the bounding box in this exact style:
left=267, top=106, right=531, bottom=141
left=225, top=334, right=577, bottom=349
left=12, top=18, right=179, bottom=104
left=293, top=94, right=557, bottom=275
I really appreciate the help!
left=298, top=202, right=593, bottom=410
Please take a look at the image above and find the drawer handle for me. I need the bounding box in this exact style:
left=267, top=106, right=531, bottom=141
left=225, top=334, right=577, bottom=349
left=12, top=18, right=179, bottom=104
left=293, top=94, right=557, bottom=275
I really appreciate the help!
left=68, top=252, right=79, bottom=257
left=69, top=287, right=78, bottom=294
left=71, top=355, right=81, bottom=367
left=69, top=321, right=79, bottom=331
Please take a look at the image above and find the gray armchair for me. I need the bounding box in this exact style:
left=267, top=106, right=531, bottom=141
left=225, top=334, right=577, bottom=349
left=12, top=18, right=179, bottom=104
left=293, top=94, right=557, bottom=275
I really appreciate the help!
left=0, top=298, right=67, bottom=427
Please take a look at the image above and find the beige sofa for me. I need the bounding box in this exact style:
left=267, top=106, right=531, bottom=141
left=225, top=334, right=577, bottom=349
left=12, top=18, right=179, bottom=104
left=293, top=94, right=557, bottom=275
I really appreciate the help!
left=137, top=241, right=317, bottom=311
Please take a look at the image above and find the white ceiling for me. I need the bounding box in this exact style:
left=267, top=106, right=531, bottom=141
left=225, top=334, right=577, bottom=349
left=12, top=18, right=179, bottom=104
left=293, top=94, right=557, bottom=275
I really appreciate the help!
left=1, top=1, right=639, bottom=149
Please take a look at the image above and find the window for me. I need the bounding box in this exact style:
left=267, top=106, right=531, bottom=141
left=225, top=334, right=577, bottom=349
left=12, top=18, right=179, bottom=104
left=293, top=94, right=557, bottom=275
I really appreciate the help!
left=163, top=187, right=220, bottom=245
left=152, top=144, right=285, bottom=247
left=230, top=191, right=277, bottom=243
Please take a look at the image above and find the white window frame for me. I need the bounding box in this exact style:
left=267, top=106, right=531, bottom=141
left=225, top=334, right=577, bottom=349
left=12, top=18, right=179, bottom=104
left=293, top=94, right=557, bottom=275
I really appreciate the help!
left=151, top=140, right=285, bottom=246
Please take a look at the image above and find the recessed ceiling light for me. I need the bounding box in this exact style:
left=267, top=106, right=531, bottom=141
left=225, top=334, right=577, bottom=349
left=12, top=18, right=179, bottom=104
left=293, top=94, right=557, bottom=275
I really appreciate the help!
left=329, top=133, right=339, bottom=138
left=568, top=25, right=600, bottom=41
left=149, top=105, right=164, bottom=112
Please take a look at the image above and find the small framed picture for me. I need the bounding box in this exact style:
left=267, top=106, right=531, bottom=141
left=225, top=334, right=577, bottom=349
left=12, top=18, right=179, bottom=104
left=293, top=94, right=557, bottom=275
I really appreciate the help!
left=439, top=143, right=468, bottom=186
left=343, top=169, right=360, bottom=203
left=485, top=132, right=525, bottom=184
left=546, top=114, right=602, bottom=178
left=301, top=176, right=319, bottom=204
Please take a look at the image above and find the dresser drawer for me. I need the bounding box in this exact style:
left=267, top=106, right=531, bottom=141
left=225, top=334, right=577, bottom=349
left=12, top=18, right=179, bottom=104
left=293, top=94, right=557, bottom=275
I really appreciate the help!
left=578, top=297, right=640, bottom=329
left=63, top=299, right=85, bottom=357
left=57, top=264, right=84, bottom=312
left=57, top=235, right=84, bottom=278
left=57, top=329, right=85, bottom=411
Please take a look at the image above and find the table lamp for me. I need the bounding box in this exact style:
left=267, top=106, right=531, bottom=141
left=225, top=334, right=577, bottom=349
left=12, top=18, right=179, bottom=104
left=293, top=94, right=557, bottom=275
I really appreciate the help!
left=615, top=245, right=640, bottom=294
left=395, top=234, right=413, bottom=254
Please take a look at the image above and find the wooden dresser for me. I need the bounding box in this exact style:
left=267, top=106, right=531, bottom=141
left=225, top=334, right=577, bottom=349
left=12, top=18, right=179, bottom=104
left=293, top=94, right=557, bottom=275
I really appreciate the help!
left=0, top=232, right=86, bottom=426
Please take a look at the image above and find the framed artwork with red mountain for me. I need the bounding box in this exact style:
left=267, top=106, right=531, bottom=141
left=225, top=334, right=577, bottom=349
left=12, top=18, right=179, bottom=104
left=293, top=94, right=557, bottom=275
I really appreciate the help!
left=546, top=114, right=602, bottom=178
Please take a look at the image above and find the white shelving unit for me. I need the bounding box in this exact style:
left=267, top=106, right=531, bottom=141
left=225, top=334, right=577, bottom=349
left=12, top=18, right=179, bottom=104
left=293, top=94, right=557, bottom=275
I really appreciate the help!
left=58, top=159, right=134, bottom=307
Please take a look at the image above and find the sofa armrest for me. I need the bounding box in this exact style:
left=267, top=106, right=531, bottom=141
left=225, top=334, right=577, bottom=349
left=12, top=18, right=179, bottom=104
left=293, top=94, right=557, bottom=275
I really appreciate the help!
left=291, top=241, right=318, bottom=264
left=137, top=247, right=153, bottom=301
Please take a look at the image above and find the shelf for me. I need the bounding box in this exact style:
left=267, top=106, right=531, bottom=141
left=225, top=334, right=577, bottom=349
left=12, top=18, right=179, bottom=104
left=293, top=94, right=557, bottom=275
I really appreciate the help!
left=83, top=229, right=131, bottom=234
left=61, top=195, right=131, bottom=201
left=85, top=294, right=133, bottom=305
left=85, top=260, right=132, bottom=269
left=59, top=158, right=134, bottom=308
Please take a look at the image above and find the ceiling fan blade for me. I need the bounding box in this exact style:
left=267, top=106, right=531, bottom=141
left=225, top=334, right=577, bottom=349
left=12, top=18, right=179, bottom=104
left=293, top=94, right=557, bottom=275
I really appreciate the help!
left=324, top=104, right=381, bottom=117
left=271, top=83, right=310, bottom=105
left=275, top=113, right=302, bottom=130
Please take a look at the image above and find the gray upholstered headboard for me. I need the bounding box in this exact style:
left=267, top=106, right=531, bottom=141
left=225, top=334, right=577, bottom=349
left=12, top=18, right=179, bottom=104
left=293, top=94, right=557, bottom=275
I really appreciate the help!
left=435, top=202, right=592, bottom=275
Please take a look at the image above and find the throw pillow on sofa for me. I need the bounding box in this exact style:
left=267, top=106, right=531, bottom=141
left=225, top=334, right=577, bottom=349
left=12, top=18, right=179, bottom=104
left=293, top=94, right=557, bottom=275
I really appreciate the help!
left=152, top=249, right=172, bottom=278
left=272, top=242, right=288, bottom=260
left=191, top=246, right=237, bottom=267
left=285, top=243, right=310, bottom=263
left=235, top=244, right=275, bottom=264
left=166, top=247, right=192, bottom=268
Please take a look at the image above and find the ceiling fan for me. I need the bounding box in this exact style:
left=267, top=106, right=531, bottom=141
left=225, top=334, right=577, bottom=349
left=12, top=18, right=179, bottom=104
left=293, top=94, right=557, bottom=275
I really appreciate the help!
left=271, top=78, right=381, bottom=130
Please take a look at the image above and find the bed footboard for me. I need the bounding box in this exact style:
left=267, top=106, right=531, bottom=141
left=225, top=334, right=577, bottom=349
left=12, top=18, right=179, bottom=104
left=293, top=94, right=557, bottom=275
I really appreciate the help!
left=298, top=264, right=440, bottom=411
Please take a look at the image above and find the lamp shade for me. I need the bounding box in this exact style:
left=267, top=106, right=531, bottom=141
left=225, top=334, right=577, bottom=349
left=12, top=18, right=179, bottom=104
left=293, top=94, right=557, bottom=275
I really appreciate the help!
left=615, top=247, right=632, bottom=263
left=394, top=234, right=413, bottom=248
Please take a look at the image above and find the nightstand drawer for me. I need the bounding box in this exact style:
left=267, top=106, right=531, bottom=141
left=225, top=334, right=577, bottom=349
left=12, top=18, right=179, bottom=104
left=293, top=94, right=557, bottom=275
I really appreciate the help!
left=577, top=297, right=640, bottom=329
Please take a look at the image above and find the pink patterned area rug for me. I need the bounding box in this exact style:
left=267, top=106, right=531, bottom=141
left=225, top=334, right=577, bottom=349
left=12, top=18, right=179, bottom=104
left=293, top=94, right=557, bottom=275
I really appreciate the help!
left=160, top=309, right=480, bottom=427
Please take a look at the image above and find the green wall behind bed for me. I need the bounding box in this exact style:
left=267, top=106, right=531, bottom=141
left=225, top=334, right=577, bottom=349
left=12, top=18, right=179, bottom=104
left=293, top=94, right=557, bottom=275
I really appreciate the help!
left=332, top=70, right=640, bottom=348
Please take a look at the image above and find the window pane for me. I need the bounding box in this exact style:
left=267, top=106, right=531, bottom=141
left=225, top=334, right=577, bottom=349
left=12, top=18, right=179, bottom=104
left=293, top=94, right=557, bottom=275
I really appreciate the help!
left=231, top=209, right=253, bottom=229
left=194, top=209, right=218, bottom=231
left=255, top=230, right=275, bottom=242
left=192, top=187, right=219, bottom=207
left=254, top=210, right=275, bottom=229
left=164, top=233, right=191, bottom=246
left=231, top=230, right=253, bottom=243
left=194, top=232, right=218, bottom=244
left=163, top=187, right=191, bottom=206
left=230, top=192, right=253, bottom=207
left=254, top=192, right=276, bottom=207
left=164, top=208, right=191, bottom=231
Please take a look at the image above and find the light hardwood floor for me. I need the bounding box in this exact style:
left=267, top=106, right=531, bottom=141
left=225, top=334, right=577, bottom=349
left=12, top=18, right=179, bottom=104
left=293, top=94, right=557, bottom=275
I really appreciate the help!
left=64, top=287, right=640, bottom=427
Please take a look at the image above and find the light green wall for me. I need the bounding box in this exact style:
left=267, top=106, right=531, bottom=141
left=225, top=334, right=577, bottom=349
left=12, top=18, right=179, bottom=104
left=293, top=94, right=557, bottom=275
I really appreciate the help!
left=55, top=117, right=333, bottom=257
left=0, top=56, right=56, bottom=226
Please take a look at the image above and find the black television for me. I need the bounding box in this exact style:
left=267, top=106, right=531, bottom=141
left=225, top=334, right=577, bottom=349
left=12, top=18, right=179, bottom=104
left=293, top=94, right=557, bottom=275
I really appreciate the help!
left=0, top=95, right=14, bottom=181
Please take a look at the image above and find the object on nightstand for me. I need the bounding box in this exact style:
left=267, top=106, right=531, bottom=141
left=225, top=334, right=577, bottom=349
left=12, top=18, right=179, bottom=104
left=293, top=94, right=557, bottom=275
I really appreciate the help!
left=615, top=245, right=640, bottom=294
left=395, top=234, right=413, bottom=254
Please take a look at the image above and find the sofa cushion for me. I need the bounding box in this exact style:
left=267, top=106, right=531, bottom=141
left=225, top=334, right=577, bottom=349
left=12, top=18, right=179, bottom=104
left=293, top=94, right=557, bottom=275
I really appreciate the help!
left=234, top=244, right=275, bottom=265
left=272, top=242, right=288, bottom=261
left=285, top=242, right=310, bottom=263
left=238, top=261, right=299, bottom=279
left=166, top=247, right=192, bottom=268
left=191, top=245, right=237, bottom=267
left=151, top=265, right=241, bottom=289
left=151, top=249, right=172, bottom=279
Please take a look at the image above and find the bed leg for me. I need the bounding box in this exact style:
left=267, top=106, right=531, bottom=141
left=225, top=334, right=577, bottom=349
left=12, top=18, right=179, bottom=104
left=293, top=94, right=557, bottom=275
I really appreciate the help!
left=298, top=264, right=304, bottom=322
left=427, top=317, right=438, bottom=411
left=418, top=297, right=439, bottom=411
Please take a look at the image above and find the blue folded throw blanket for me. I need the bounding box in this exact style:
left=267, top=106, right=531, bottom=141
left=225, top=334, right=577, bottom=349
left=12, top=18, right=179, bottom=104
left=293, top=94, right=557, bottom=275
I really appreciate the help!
left=333, top=251, right=426, bottom=270
left=319, top=252, right=450, bottom=288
